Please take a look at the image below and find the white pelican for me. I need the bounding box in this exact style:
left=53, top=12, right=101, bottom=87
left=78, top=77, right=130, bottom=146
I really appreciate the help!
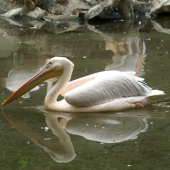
left=2, top=57, right=164, bottom=112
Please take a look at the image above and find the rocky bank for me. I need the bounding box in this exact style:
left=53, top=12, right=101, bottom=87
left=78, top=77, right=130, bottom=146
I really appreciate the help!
left=0, top=0, right=170, bottom=20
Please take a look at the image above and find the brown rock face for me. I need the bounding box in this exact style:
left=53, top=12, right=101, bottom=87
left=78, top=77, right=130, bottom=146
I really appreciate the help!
left=24, top=0, right=44, bottom=9
left=0, top=0, right=44, bottom=14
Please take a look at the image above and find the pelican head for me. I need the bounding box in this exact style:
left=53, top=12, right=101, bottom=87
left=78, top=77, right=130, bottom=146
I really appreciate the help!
left=2, top=57, right=74, bottom=107
left=47, top=57, right=74, bottom=72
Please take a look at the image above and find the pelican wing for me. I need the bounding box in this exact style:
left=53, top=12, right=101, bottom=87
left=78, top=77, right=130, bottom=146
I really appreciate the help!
left=60, top=76, right=95, bottom=96
left=64, top=71, right=152, bottom=107
left=61, top=71, right=136, bottom=96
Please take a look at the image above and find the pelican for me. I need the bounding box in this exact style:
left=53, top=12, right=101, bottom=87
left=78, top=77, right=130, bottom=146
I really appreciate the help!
left=2, top=57, right=164, bottom=112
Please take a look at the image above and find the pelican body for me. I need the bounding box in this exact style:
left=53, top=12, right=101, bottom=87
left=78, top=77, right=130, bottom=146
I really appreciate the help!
left=2, top=57, right=164, bottom=112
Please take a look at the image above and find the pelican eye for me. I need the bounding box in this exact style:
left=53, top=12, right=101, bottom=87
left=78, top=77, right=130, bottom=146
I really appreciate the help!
left=47, top=61, right=53, bottom=66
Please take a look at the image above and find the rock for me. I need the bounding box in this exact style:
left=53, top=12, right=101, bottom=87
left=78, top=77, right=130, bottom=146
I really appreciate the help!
left=24, top=0, right=44, bottom=10
left=43, top=0, right=89, bottom=15
left=0, top=0, right=44, bottom=14
left=0, top=1, right=23, bottom=14
left=151, top=0, right=170, bottom=14
left=72, top=8, right=88, bottom=19
left=0, top=7, right=25, bottom=17
left=84, top=0, right=112, bottom=20
left=85, top=0, right=137, bottom=20
left=27, top=7, right=47, bottom=18
left=133, top=1, right=150, bottom=14
left=1, top=0, right=170, bottom=20
left=84, top=0, right=170, bottom=20
left=24, top=0, right=36, bottom=10
left=0, top=6, right=47, bottom=18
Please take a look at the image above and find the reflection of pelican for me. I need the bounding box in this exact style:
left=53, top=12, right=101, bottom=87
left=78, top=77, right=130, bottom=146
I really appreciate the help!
left=2, top=57, right=164, bottom=112
left=5, top=69, right=57, bottom=98
left=105, top=38, right=146, bottom=76
left=86, top=22, right=146, bottom=76
left=3, top=54, right=57, bottom=98
left=6, top=69, right=40, bottom=98
left=52, top=111, right=149, bottom=143
left=2, top=109, right=153, bottom=163
left=45, top=111, right=76, bottom=162
left=2, top=111, right=75, bottom=163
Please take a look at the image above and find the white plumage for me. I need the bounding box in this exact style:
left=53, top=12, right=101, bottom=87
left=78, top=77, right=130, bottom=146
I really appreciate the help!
left=65, top=71, right=152, bottom=107
left=43, top=57, right=164, bottom=112
left=2, top=57, right=165, bottom=112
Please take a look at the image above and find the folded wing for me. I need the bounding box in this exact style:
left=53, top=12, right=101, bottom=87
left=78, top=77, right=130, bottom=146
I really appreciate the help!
left=64, top=71, right=152, bottom=107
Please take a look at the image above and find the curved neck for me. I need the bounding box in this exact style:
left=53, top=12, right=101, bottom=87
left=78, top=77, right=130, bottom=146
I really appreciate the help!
left=45, top=65, right=73, bottom=106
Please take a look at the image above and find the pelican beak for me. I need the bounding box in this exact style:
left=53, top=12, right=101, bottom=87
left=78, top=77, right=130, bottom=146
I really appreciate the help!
left=2, top=66, right=63, bottom=107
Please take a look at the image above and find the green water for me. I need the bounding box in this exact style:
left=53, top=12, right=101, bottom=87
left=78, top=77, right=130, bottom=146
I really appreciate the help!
left=0, top=17, right=170, bottom=169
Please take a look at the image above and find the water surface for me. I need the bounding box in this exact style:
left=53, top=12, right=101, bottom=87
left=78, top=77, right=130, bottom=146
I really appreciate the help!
left=0, top=17, right=170, bottom=169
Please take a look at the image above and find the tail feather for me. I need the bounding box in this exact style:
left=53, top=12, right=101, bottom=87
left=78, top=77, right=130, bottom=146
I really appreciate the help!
left=149, top=90, right=165, bottom=96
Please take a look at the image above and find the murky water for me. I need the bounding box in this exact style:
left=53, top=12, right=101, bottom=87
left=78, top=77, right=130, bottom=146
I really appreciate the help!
left=1, top=17, right=170, bottom=169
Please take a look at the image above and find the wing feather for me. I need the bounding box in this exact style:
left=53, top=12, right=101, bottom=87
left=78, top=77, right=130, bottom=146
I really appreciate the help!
left=65, top=71, right=152, bottom=107
left=60, top=75, right=95, bottom=96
